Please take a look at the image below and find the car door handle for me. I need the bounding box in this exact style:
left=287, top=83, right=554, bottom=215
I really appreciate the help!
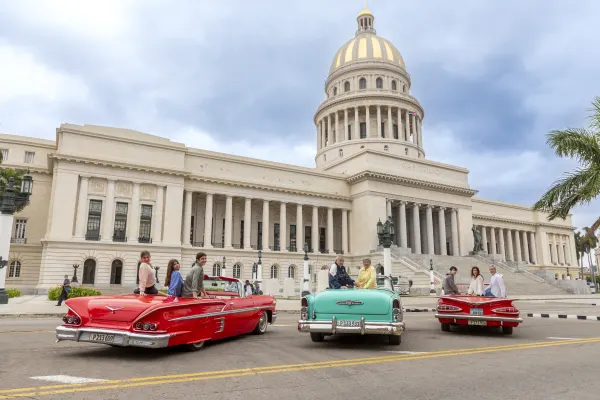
left=230, top=302, right=235, bottom=306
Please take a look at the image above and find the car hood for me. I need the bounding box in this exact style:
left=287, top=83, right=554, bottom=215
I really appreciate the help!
left=311, top=289, right=395, bottom=315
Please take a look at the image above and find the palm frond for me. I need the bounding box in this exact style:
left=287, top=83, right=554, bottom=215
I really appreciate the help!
left=587, top=217, right=600, bottom=239
left=546, top=128, right=600, bottom=165
left=589, top=96, right=600, bottom=131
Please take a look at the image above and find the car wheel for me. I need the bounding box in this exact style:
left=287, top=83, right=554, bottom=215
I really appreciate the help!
left=253, top=312, right=268, bottom=335
left=501, top=326, right=513, bottom=335
left=441, top=323, right=450, bottom=332
left=310, top=332, right=325, bottom=342
left=388, top=335, right=401, bottom=345
left=183, top=341, right=206, bottom=352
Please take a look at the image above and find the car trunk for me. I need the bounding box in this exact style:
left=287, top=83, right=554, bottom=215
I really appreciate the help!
left=314, top=289, right=392, bottom=315
left=86, top=297, right=161, bottom=323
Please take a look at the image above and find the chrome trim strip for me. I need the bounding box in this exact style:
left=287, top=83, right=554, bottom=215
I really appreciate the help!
left=133, top=300, right=228, bottom=325
left=169, top=305, right=275, bottom=322
left=298, top=319, right=405, bottom=336
left=55, top=326, right=171, bottom=349
left=434, top=314, right=523, bottom=323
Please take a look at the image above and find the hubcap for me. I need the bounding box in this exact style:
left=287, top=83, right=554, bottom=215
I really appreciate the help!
left=259, top=313, right=268, bottom=331
left=192, top=341, right=205, bottom=348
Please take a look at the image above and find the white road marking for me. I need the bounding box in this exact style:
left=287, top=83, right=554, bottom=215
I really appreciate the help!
left=30, top=375, right=108, bottom=384
left=272, top=324, right=294, bottom=327
left=384, top=351, right=427, bottom=354
left=547, top=337, right=580, bottom=340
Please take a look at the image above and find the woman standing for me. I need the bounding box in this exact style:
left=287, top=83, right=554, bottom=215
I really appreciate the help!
left=164, top=259, right=183, bottom=297
left=467, top=266, right=484, bottom=296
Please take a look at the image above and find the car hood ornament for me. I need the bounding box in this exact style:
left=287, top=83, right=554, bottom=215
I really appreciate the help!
left=336, top=300, right=363, bottom=306
left=105, top=306, right=124, bottom=313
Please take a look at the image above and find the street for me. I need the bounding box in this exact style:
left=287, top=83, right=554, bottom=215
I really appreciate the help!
left=0, top=302, right=599, bottom=400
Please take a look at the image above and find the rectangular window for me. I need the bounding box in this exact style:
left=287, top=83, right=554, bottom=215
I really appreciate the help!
left=24, top=151, right=35, bottom=164
left=347, top=125, right=352, bottom=140
left=319, top=227, right=326, bottom=252
left=381, top=122, right=385, bottom=138
left=305, top=226, right=311, bottom=251
left=138, top=204, right=152, bottom=243
left=190, top=215, right=195, bottom=244
left=393, top=124, right=399, bottom=139
left=113, top=202, right=128, bottom=242
left=360, top=122, right=367, bottom=139
left=221, top=218, right=225, bottom=247
left=85, top=199, right=102, bottom=240
left=290, top=224, right=296, bottom=251
left=12, top=218, right=27, bottom=244
left=274, top=223, right=280, bottom=251
left=240, top=220, right=244, bottom=248
left=0, top=149, right=8, bottom=162
left=257, top=221, right=263, bottom=250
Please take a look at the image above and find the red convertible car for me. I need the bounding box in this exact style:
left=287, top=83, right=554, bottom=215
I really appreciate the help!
left=434, top=295, right=523, bottom=335
left=55, top=276, right=277, bottom=351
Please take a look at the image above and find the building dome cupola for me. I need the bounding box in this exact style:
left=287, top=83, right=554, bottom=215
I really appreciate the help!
left=356, top=7, right=376, bottom=35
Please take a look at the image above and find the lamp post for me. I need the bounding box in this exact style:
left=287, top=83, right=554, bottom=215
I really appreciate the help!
left=429, top=258, right=436, bottom=295
left=71, top=264, right=79, bottom=284
left=154, top=266, right=160, bottom=284
left=0, top=173, right=33, bottom=304
left=376, top=216, right=395, bottom=276
left=302, top=242, right=310, bottom=295
left=222, top=256, right=227, bottom=277
left=256, top=250, right=263, bottom=291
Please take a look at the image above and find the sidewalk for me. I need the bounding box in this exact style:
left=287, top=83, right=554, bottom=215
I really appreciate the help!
left=1, top=294, right=599, bottom=318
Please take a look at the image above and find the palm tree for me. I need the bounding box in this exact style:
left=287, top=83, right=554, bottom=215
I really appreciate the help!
left=533, top=97, right=600, bottom=221
left=580, top=227, right=597, bottom=286
left=574, top=230, right=584, bottom=278
left=0, top=152, right=29, bottom=213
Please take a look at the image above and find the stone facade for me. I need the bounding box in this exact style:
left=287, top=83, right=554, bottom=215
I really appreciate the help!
left=0, top=8, right=578, bottom=294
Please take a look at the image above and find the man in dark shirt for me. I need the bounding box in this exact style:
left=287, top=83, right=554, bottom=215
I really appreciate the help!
left=442, top=266, right=461, bottom=295
left=56, top=275, right=71, bottom=306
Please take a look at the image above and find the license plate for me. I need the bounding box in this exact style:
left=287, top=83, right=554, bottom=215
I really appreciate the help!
left=468, top=320, right=487, bottom=326
left=90, top=333, right=115, bottom=343
left=470, top=308, right=483, bottom=316
left=337, top=320, right=360, bottom=327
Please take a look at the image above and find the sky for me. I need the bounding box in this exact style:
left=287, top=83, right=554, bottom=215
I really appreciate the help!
left=1, top=0, right=600, bottom=251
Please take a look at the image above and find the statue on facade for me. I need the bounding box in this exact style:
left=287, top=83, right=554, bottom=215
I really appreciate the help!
left=472, top=225, right=483, bottom=252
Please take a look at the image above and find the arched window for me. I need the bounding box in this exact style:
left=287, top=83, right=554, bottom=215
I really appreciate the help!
left=391, top=80, right=397, bottom=90
left=8, top=261, right=21, bottom=278
left=403, top=85, right=407, bottom=93
left=339, top=149, right=343, bottom=157
left=375, top=264, right=384, bottom=275
left=82, top=259, right=96, bottom=285
left=321, top=265, right=329, bottom=270
left=110, top=259, right=123, bottom=285
left=359, top=78, right=367, bottom=89
left=333, top=87, right=338, bottom=96
left=288, top=265, right=296, bottom=279
left=270, top=264, right=279, bottom=279
left=405, top=148, right=409, bottom=155
left=212, top=262, right=222, bottom=277
left=344, top=81, right=350, bottom=92
left=384, top=145, right=389, bottom=151
left=376, top=77, right=383, bottom=88
left=233, top=263, right=242, bottom=279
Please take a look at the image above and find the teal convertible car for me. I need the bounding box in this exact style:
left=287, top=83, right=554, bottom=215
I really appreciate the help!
left=298, top=275, right=405, bottom=345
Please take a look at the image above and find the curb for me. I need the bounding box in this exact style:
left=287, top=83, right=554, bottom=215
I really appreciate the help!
left=0, top=314, right=65, bottom=318
left=527, top=313, right=600, bottom=321
left=404, top=308, right=436, bottom=312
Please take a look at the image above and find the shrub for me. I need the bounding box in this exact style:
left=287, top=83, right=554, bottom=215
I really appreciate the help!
left=47, top=286, right=102, bottom=301
left=6, top=288, right=21, bottom=298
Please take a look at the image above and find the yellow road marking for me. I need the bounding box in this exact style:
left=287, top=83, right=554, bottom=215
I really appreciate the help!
left=0, top=337, right=598, bottom=398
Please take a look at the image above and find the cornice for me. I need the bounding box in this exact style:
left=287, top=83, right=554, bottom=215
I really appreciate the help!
left=370, top=192, right=470, bottom=210
left=0, top=163, right=52, bottom=175
left=0, top=134, right=56, bottom=149
left=472, top=214, right=574, bottom=232
left=325, top=60, right=411, bottom=86
left=347, top=170, right=477, bottom=197
left=50, top=154, right=188, bottom=177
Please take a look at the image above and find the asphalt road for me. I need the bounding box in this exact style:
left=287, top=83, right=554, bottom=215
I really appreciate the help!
left=0, top=307, right=599, bottom=400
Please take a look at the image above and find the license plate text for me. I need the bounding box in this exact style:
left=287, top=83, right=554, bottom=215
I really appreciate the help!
left=470, top=308, right=483, bottom=316
left=90, top=333, right=115, bottom=343
left=337, top=320, right=360, bottom=327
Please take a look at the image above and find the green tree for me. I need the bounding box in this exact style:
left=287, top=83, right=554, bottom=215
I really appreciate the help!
left=0, top=152, right=29, bottom=213
left=580, top=227, right=597, bottom=287
left=533, top=97, right=600, bottom=220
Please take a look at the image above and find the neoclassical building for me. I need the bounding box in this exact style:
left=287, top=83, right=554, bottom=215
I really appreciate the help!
left=1, top=8, right=578, bottom=295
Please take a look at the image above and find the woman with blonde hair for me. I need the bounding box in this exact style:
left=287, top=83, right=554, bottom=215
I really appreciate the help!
left=356, top=258, right=376, bottom=289
left=165, top=259, right=183, bottom=297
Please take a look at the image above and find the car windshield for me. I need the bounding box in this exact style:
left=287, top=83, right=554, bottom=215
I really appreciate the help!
left=376, top=276, right=394, bottom=291
left=205, top=279, right=241, bottom=296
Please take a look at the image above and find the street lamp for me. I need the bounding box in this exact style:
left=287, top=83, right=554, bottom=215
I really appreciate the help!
left=71, top=264, right=79, bottom=284
left=376, top=217, right=395, bottom=276
left=256, top=250, right=263, bottom=291
left=429, top=258, right=436, bottom=295
left=154, top=266, right=160, bottom=284
left=222, top=256, right=227, bottom=277
left=302, top=242, right=310, bottom=295
left=0, top=173, right=33, bottom=304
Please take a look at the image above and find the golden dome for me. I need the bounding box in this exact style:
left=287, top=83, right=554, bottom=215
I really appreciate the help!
left=358, top=8, right=373, bottom=16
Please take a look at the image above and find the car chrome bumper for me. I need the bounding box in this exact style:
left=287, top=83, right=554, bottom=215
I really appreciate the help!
left=434, top=314, right=523, bottom=323
left=56, top=326, right=171, bottom=349
left=298, top=316, right=405, bottom=336
left=271, top=311, right=277, bottom=324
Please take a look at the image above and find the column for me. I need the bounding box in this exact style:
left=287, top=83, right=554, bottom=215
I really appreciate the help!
left=450, top=209, right=459, bottom=256
left=182, top=190, right=193, bottom=245
left=522, top=231, right=530, bottom=263
left=408, top=112, right=413, bottom=143
left=342, top=210, right=348, bottom=254
left=319, top=120, right=324, bottom=148
left=312, top=206, right=319, bottom=252
left=127, top=183, right=140, bottom=242
left=506, top=229, right=514, bottom=261
left=366, top=106, right=371, bottom=137
left=481, top=226, right=488, bottom=253
left=376, top=105, right=382, bottom=137
left=262, top=200, right=270, bottom=250
left=386, top=199, right=392, bottom=217
left=317, top=122, right=321, bottom=151
left=549, top=234, right=557, bottom=264
left=327, top=207, right=333, bottom=253
left=514, top=230, right=522, bottom=262
left=243, top=198, right=251, bottom=249
left=335, top=111, right=341, bottom=143
left=224, top=195, right=233, bottom=248
left=558, top=236, right=565, bottom=265
left=354, top=107, right=359, bottom=140
left=399, top=202, right=407, bottom=248
left=418, top=117, right=424, bottom=148
left=404, top=109, right=409, bottom=141
left=101, top=179, right=116, bottom=241
left=75, top=176, right=89, bottom=238
left=153, top=185, right=164, bottom=243
left=425, top=205, right=434, bottom=255
left=438, top=207, right=447, bottom=255
left=499, top=228, right=506, bottom=261
left=203, top=193, right=213, bottom=247
left=412, top=204, right=421, bottom=254
left=489, top=227, right=496, bottom=256
left=296, top=204, right=303, bottom=252
left=344, top=109, right=349, bottom=141
left=529, top=232, right=537, bottom=264
left=564, top=235, right=571, bottom=265
left=280, top=202, right=287, bottom=251
left=397, top=108, right=402, bottom=140
left=327, top=115, right=332, bottom=145
left=387, top=106, right=393, bottom=139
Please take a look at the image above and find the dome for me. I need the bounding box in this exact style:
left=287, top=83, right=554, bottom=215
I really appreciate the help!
left=328, top=9, right=406, bottom=76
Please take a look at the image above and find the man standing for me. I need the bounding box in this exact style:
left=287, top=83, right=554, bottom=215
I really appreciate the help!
left=328, top=255, right=355, bottom=289
left=182, top=252, right=208, bottom=298
left=442, top=266, right=461, bottom=295
left=484, top=265, right=506, bottom=298
left=56, top=275, right=71, bottom=306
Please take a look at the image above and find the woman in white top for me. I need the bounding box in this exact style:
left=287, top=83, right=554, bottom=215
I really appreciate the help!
left=467, top=266, right=484, bottom=296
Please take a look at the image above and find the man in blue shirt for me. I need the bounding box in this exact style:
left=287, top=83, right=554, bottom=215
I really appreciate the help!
left=56, top=275, right=71, bottom=306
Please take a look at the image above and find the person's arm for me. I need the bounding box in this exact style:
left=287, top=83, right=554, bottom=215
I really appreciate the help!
left=191, top=268, right=200, bottom=297
left=329, top=264, right=337, bottom=276
left=364, top=268, right=376, bottom=288
left=499, top=276, right=506, bottom=298
left=477, top=276, right=484, bottom=295
left=449, top=278, right=460, bottom=294
left=139, top=265, right=148, bottom=295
